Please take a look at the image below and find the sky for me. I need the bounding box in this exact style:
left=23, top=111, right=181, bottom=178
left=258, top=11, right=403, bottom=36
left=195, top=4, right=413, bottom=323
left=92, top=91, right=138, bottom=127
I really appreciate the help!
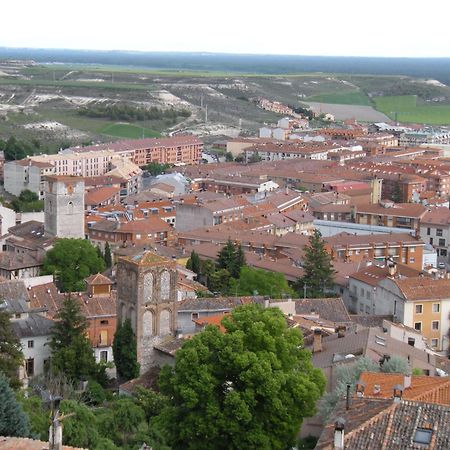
left=2, top=0, right=450, bottom=58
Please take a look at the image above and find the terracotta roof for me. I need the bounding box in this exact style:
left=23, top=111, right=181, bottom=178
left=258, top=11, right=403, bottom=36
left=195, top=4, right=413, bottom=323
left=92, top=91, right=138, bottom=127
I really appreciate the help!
left=357, top=202, right=427, bottom=219
left=358, top=371, right=450, bottom=405
left=120, top=250, right=174, bottom=268
left=84, top=273, right=113, bottom=286
left=392, top=276, right=450, bottom=300
left=119, top=216, right=172, bottom=233
left=326, top=232, right=422, bottom=248
left=294, top=297, right=351, bottom=323
left=316, top=399, right=450, bottom=450
left=150, top=182, right=175, bottom=193
left=349, top=263, right=423, bottom=287
left=193, top=313, right=230, bottom=333
left=85, top=186, right=120, bottom=206
left=0, top=436, right=85, bottom=449
left=119, top=366, right=161, bottom=394
left=421, top=207, right=450, bottom=225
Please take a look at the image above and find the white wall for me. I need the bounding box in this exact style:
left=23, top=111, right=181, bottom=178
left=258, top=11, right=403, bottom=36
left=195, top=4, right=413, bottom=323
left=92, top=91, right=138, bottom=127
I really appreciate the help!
left=0, top=205, right=16, bottom=236
left=21, top=334, right=51, bottom=378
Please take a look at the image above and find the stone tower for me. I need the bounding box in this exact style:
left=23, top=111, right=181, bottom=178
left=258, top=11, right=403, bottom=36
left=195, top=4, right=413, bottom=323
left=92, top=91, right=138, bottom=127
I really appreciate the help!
left=116, top=251, right=177, bottom=374
left=44, top=175, right=85, bottom=239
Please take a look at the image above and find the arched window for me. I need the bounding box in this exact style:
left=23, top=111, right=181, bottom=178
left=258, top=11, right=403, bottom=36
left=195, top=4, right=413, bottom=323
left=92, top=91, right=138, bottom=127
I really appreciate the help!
left=160, top=271, right=170, bottom=300
left=160, top=309, right=171, bottom=335
left=142, top=310, right=154, bottom=337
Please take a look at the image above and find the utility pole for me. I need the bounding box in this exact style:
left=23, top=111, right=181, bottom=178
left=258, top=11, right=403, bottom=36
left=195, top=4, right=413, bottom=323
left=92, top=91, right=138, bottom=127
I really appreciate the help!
left=303, top=284, right=307, bottom=299
left=205, top=104, right=208, bottom=123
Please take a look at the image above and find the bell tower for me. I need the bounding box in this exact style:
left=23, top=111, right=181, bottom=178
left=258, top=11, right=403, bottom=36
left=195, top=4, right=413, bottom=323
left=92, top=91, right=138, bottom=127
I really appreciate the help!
left=116, top=251, right=177, bottom=374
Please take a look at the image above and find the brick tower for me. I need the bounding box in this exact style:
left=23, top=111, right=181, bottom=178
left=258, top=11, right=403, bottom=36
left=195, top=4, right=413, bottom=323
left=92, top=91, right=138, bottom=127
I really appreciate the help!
left=116, top=251, right=177, bottom=374
left=44, top=175, right=85, bottom=238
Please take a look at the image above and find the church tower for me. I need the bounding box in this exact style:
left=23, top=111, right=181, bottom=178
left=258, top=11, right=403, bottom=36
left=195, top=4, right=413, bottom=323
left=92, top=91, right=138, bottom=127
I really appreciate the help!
left=116, top=251, right=177, bottom=374
left=44, top=175, right=85, bottom=239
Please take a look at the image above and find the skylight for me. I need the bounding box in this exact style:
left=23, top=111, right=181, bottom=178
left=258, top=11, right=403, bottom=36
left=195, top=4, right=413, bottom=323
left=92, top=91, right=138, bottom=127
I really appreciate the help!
left=413, top=428, right=432, bottom=445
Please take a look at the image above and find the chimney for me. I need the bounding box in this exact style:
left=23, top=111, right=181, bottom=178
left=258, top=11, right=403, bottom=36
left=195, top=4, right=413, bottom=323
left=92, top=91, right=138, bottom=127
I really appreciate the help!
left=334, top=417, right=345, bottom=450
left=404, top=372, right=412, bottom=389
left=356, top=382, right=366, bottom=398
left=313, top=328, right=322, bottom=353
left=337, top=325, right=346, bottom=338
left=393, top=384, right=403, bottom=403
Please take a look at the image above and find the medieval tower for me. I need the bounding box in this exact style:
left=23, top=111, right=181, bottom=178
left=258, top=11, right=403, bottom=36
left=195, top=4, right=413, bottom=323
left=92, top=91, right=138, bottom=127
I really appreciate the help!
left=116, top=251, right=177, bottom=374
left=44, top=175, right=85, bottom=239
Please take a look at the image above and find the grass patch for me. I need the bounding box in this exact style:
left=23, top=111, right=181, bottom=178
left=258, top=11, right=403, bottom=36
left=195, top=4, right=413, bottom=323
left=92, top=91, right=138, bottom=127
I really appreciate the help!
left=373, top=95, right=450, bottom=125
left=307, top=90, right=371, bottom=106
left=101, top=123, right=161, bottom=139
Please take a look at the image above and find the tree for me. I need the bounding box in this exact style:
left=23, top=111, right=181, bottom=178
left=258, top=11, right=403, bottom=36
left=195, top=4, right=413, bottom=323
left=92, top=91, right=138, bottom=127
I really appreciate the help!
left=217, top=240, right=245, bottom=278
left=49, top=295, right=100, bottom=383
left=104, top=242, right=112, bottom=268
left=42, top=239, right=105, bottom=292
left=111, top=398, right=146, bottom=447
left=392, top=182, right=402, bottom=203
left=229, top=266, right=296, bottom=298
left=10, top=189, right=44, bottom=213
left=0, top=372, right=30, bottom=437
left=157, top=304, right=326, bottom=450
left=144, top=162, right=170, bottom=176
left=112, top=319, right=139, bottom=381
left=318, top=357, right=379, bottom=421
left=16, top=393, right=49, bottom=440
left=225, top=152, right=234, bottom=162
left=381, top=356, right=410, bottom=374
left=248, top=152, right=262, bottom=163
left=0, top=306, right=23, bottom=388
left=186, top=250, right=201, bottom=277
left=208, top=268, right=231, bottom=295
left=296, top=229, right=336, bottom=298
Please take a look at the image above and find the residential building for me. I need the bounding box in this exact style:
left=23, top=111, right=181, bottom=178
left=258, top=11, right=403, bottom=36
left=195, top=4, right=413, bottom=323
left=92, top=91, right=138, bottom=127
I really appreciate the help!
left=85, top=186, right=121, bottom=210
left=420, top=207, right=450, bottom=257
left=355, top=200, right=427, bottom=233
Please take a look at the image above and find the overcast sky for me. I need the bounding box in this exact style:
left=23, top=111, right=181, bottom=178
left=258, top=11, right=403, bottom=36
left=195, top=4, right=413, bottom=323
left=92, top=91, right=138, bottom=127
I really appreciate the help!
left=2, top=0, right=450, bottom=57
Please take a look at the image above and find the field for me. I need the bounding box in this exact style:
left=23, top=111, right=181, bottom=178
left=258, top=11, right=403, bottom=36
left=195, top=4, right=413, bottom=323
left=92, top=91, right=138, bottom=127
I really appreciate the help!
left=101, top=123, right=161, bottom=139
left=306, top=91, right=371, bottom=106
left=1, top=60, right=450, bottom=153
left=373, top=95, right=450, bottom=125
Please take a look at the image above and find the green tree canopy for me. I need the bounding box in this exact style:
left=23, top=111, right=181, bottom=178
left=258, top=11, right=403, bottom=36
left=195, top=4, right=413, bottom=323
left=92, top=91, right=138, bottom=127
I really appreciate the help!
left=217, top=240, right=246, bottom=278
left=42, top=239, right=105, bottom=292
left=0, top=306, right=23, bottom=388
left=157, top=304, right=326, bottom=450
left=186, top=250, right=201, bottom=277
left=0, top=372, right=30, bottom=437
left=112, top=319, right=140, bottom=382
left=296, top=229, right=336, bottom=298
left=49, top=295, right=101, bottom=383
left=104, top=241, right=112, bottom=268
left=229, top=266, right=296, bottom=298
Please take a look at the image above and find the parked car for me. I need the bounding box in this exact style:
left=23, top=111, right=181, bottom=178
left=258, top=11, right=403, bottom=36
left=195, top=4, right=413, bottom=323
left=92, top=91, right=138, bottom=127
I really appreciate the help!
left=438, top=262, right=446, bottom=269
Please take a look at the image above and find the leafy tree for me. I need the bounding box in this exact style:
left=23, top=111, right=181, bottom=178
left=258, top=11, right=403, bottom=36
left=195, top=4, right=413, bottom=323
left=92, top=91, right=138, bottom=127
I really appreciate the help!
left=112, top=319, right=139, bottom=381
left=208, top=268, right=231, bottom=294
left=0, top=306, right=23, bottom=388
left=229, top=266, right=296, bottom=298
left=381, top=356, right=410, bottom=374
left=412, top=367, right=424, bottom=376
left=111, top=398, right=146, bottom=447
left=134, top=386, right=168, bottom=426
left=234, top=154, right=245, bottom=163
left=248, top=152, right=262, bottom=163
left=17, top=393, right=49, bottom=440
left=0, top=372, right=30, bottom=437
left=157, top=304, right=326, bottom=450
left=49, top=295, right=100, bottom=383
left=84, top=380, right=107, bottom=406
left=186, top=250, right=201, bottom=277
left=217, top=240, right=245, bottom=278
left=144, top=162, right=170, bottom=176
left=225, top=152, right=234, bottom=162
left=318, top=357, right=379, bottom=421
left=42, top=239, right=105, bottom=292
left=296, top=229, right=336, bottom=298
left=104, top=241, right=112, bottom=268
left=10, top=189, right=44, bottom=213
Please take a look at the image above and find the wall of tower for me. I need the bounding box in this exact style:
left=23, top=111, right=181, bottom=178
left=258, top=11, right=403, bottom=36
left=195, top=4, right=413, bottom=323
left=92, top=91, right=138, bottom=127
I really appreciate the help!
left=116, top=257, right=177, bottom=374
left=44, top=177, right=85, bottom=238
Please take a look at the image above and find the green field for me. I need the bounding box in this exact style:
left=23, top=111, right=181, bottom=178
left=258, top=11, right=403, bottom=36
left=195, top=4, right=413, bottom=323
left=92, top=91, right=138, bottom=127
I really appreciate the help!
left=374, top=95, right=450, bottom=125
left=307, top=90, right=371, bottom=106
left=101, top=123, right=161, bottom=139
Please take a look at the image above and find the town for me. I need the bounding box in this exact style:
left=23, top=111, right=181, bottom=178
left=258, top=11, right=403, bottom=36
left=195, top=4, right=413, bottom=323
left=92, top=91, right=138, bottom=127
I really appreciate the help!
left=1, top=96, right=450, bottom=450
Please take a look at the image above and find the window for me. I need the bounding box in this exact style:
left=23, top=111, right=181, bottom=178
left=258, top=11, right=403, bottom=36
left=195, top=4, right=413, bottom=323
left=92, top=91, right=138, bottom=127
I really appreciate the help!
left=432, top=303, right=440, bottom=313
left=427, top=227, right=431, bottom=235
left=413, top=428, right=432, bottom=445
left=415, top=304, right=423, bottom=314
left=365, top=305, right=370, bottom=314
left=414, top=322, right=422, bottom=331
left=359, top=303, right=364, bottom=312
left=15, top=313, right=21, bottom=319
left=409, top=257, right=415, bottom=263
left=25, top=358, right=34, bottom=377
left=100, top=320, right=109, bottom=325
left=432, top=320, right=439, bottom=331
left=436, top=228, right=443, bottom=237
left=27, top=340, right=34, bottom=349
left=431, top=338, right=439, bottom=348
left=430, top=238, right=434, bottom=245
left=191, top=312, right=199, bottom=320
left=100, top=330, right=108, bottom=344
left=100, top=351, right=108, bottom=362
left=410, top=247, right=415, bottom=253
left=439, top=238, right=446, bottom=247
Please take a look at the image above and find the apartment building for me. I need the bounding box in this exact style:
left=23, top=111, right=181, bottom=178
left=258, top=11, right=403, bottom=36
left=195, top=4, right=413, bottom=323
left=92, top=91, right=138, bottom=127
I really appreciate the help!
left=420, top=207, right=450, bottom=257
left=355, top=201, right=427, bottom=233
left=67, top=135, right=203, bottom=166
